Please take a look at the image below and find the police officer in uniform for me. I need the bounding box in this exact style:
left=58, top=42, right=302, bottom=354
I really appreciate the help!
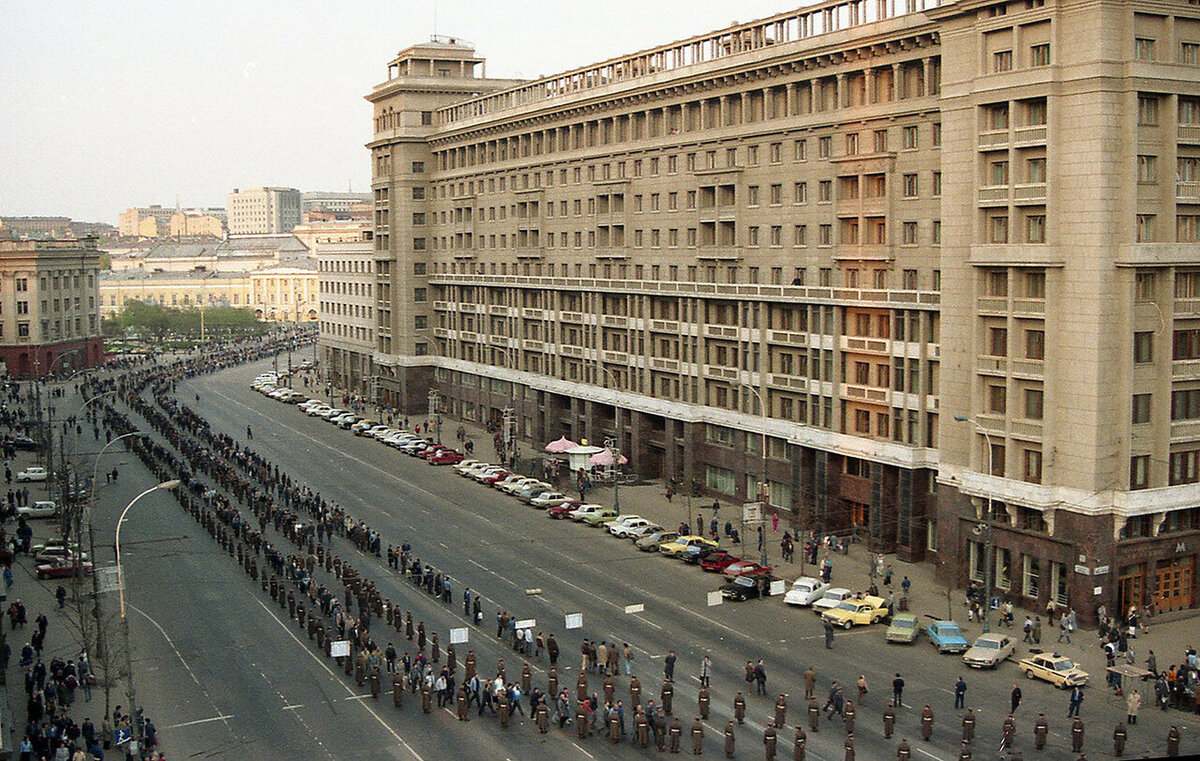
left=883, top=702, right=896, bottom=739
left=577, top=705, right=589, bottom=739
left=456, top=685, right=469, bottom=720
left=1167, top=725, right=1180, bottom=757
left=447, top=643, right=457, bottom=675
left=523, top=663, right=533, bottom=695
left=723, top=720, right=735, bottom=758
left=610, top=710, right=621, bottom=743
left=536, top=696, right=549, bottom=733
left=699, top=685, right=711, bottom=720
left=962, top=707, right=975, bottom=742
left=663, top=679, right=675, bottom=715
left=421, top=680, right=432, bottom=713
left=1112, top=720, right=1127, bottom=756
left=1034, top=713, right=1048, bottom=750
left=498, top=691, right=510, bottom=728
left=370, top=666, right=381, bottom=699
left=604, top=675, right=615, bottom=704
left=735, top=691, right=747, bottom=724
left=843, top=699, right=855, bottom=734
left=844, top=733, right=855, bottom=761
left=808, top=698, right=821, bottom=732
left=630, top=674, right=643, bottom=708
left=577, top=672, right=588, bottom=703
left=637, top=707, right=651, bottom=748
left=763, top=722, right=778, bottom=760
left=548, top=666, right=559, bottom=698
left=465, top=650, right=477, bottom=681
left=897, top=738, right=911, bottom=761
left=920, top=705, right=934, bottom=741
left=691, top=717, right=704, bottom=755
left=669, top=715, right=683, bottom=753
left=1001, top=715, right=1015, bottom=750
left=431, top=631, right=440, bottom=663
left=393, top=671, right=404, bottom=707
left=1071, top=716, right=1084, bottom=753
left=793, top=725, right=806, bottom=761
left=957, top=740, right=971, bottom=761
left=775, top=694, right=788, bottom=730
left=654, top=707, right=668, bottom=751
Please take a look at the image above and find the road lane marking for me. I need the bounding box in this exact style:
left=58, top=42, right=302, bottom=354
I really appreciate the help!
left=572, top=742, right=594, bottom=758
left=252, top=598, right=427, bottom=761
left=163, top=715, right=234, bottom=729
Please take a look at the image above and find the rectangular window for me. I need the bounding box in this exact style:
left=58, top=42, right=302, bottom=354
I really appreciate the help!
left=903, top=125, right=918, bottom=149
left=846, top=133, right=859, bottom=155
left=1170, top=450, right=1200, bottom=485
left=1026, top=215, right=1046, bottom=243
left=1131, top=455, right=1150, bottom=490
left=794, top=182, right=808, bottom=203
left=793, top=225, right=807, bottom=246
left=902, top=221, right=918, bottom=244
left=989, top=327, right=1008, bottom=356
left=873, top=129, right=888, bottom=153
left=1125, top=392, right=1154, bottom=427
left=990, top=215, right=1009, bottom=243
left=994, top=50, right=1013, bottom=72
left=1030, top=43, right=1051, bottom=66
left=795, top=139, right=808, bottom=160
left=818, top=136, right=832, bottom=158
left=1135, top=331, right=1155, bottom=363
left=1135, top=37, right=1156, bottom=60
left=1023, top=448, right=1043, bottom=484
left=1137, top=214, right=1155, bottom=242
left=1025, top=329, right=1045, bottom=359
left=1027, top=157, right=1046, bottom=183
left=1183, top=42, right=1200, bottom=65
left=818, top=181, right=832, bottom=202
left=1174, top=328, right=1200, bottom=360
left=1138, top=155, right=1157, bottom=183
left=1025, top=388, right=1044, bottom=419
left=932, top=171, right=943, bottom=196
left=988, top=384, right=1007, bottom=413
left=903, top=174, right=919, bottom=197
left=705, top=465, right=736, bottom=495
left=1138, top=95, right=1159, bottom=125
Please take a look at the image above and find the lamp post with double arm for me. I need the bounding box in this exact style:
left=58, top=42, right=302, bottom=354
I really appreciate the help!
left=954, top=414, right=995, bottom=633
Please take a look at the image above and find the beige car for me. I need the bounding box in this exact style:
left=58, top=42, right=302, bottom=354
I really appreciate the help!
left=1017, top=652, right=1089, bottom=688
left=962, top=633, right=1016, bottom=669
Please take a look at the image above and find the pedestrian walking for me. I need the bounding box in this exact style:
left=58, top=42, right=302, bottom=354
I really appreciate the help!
left=954, top=677, right=967, bottom=709
left=892, top=673, right=904, bottom=707
left=665, top=649, right=677, bottom=681
left=1126, top=688, right=1141, bottom=724
left=1010, top=683, right=1022, bottom=714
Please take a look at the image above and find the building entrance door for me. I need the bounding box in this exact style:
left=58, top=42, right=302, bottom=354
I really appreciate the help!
left=1117, top=565, right=1143, bottom=616
left=1154, top=557, right=1195, bottom=612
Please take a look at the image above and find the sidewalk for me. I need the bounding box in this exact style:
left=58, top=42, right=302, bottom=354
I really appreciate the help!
left=441, top=414, right=1200, bottom=712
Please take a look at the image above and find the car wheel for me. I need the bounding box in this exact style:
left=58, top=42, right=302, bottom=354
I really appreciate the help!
left=843, top=620, right=853, bottom=630
left=1025, top=669, right=1035, bottom=679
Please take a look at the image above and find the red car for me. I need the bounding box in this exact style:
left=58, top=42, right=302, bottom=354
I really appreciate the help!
left=37, top=559, right=94, bottom=580
left=722, top=561, right=774, bottom=580
left=428, top=451, right=463, bottom=465
left=482, top=470, right=512, bottom=485
left=547, top=503, right=576, bottom=519
left=700, top=551, right=741, bottom=573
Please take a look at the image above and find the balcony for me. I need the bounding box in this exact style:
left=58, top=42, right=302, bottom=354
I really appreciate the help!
left=1180, top=125, right=1200, bottom=144
left=1013, top=126, right=1047, bottom=145
left=521, top=307, right=546, bottom=320
left=1178, top=182, right=1200, bottom=202
left=560, top=310, right=584, bottom=323
left=650, top=356, right=680, bottom=372
left=978, top=186, right=1009, bottom=203
left=766, top=329, right=808, bottom=347
left=1011, top=298, right=1045, bottom=315
left=978, top=130, right=1008, bottom=148
left=703, top=324, right=738, bottom=340
left=1172, top=360, right=1200, bottom=380
left=703, top=364, right=739, bottom=381
left=976, top=296, right=1008, bottom=314
left=1013, top=183, right=1047, bottom=203
left=601, top=314, right=629, bottom=328
left=841, top=335, right=890, bottom=354
left=840, top=383, right=890, bottom=404
left=767, top=373, right=809, bottom=391
left=649, top=319, right=680, bottom=333
left=1010, top=358, right=1044, bottom=377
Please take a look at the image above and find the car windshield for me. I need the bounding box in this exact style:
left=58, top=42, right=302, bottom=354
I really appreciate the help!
left=977, top=640, right=1000, bottom=649
left=893, top=619, right=916, bottom=628
left=834, top=601, right=858, bottom=612
left=939, top=625, right=961, bottom=635
left=1052, top=659, right=1075, bottom=671
left=734, top=576, right=755, bottom=587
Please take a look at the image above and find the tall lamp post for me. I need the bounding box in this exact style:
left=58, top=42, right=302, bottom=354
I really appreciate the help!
left=745, top=384, right=769, bottom=567
left=600, top=367, right=625, bottom=515
left=115, top=479, right=182, bottom=741
left=954, top=414, right=995, bottom=633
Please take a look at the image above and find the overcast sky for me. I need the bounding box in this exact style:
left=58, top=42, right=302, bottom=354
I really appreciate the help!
left=0, top=0, right=797, bottom=224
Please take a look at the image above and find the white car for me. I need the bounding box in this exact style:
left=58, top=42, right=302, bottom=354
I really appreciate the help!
left=297, top=400, right=323, bottom=412
left=459, top=462, right=495, bottom=478
left=500, top=477, right=540, bottom=494
left=18, top=500, right=58, bottom=518
left=306, top=405, right=332, bottom=417
left=473, top=467, right=509, bottom=483
left=320, top=408, right=347, bottom=420
left=783, top=576, right=833, bottom=607
left=811, top=587, right=855, bottom=614
left=569, top=504, right=606, bottom=521
left=383, top=432, right=413, bottom=447
left=608, top=517, right=652, bottom=537
left=399, top=440, right=429, bottom=454
left=452, top=459, right=484, bottom=474
left=336, top=415, right=362, bottom=429
left=625, top=523, right=665, bottom=540
left=16, top=467, right=48, bottom=482
left=529, top=491, right=570, bottom=508
left=491, top=474, right=525, bottom=491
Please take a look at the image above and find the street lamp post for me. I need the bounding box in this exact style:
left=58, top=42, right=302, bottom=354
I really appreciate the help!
left=600, top=367, right=624, bottom=515
left=115, top=479, right=182, bottom=742
left=954, top=414, right=995, bottom=633
left=745, top=385, right=769, bottom=567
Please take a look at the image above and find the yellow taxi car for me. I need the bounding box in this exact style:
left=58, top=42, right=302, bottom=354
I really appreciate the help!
left=1017, top=652, right=1089, bottom=688
left=659, top=535, right=719, bottom=558
left=820, top=595, right=889, bottom=629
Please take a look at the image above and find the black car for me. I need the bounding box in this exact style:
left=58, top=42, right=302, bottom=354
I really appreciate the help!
left=681, top=544, right=721, bottom=565
left=719, top=575, right=775, bottom=601
left=9, top=435, right=40, bottom=451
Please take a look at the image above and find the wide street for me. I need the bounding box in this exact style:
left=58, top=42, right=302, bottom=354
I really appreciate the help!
left=102, top=354, right=1197, bottom=760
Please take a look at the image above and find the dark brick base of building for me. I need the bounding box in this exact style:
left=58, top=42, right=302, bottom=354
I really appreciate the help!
left=0, top=337, right=104, bottom=378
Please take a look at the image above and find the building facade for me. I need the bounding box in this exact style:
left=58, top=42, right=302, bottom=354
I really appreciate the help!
left=118, top=206, right=176, bottom=238
left=367, top=2, right=1200, bottom=621
left=227, top=187, right=302, bottom=234
left=169, top=208, right=226, bottom=238
left=0, top=239, right=104, bottom=376
left=317, top=240, right=377, bottom=398
left=98, top=269, right=252, bottom=318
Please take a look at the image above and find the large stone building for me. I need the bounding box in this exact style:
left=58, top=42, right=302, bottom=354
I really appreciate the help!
left=0, top=239, right=104, bottom=376
left=118, top=206, right=177, bottom=238
left=316, top=239, right=377, bottom=398
left=366, top=2, right=1200, bottom=621
left=227, top=187, right=302, bottom=234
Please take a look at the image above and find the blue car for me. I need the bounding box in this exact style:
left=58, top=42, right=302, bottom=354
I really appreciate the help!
left=926, top=620, right=969, bottom=653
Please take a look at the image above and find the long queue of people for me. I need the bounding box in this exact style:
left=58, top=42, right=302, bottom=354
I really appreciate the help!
left=65, top=338, right=1192, bottom=761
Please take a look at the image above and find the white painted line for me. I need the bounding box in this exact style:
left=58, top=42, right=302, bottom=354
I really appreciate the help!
left=163, top=714, right=234, bottom=729
left=572, top=742, right=594, bottom=758
left=915, top=748, right=948, bottom=761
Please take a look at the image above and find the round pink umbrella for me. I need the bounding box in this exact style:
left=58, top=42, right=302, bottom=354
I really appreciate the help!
left=589, top=449, right=629, bottom=466
left=544, top=435, right=579, bottom=453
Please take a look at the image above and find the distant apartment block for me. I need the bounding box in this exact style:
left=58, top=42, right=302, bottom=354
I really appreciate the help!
left=227, top=187, right=302, bottom=234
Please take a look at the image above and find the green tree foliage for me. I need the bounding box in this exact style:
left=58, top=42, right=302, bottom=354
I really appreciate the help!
left=104, top=301, right=267, bottom=338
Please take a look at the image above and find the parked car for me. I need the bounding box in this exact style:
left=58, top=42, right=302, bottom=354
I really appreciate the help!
left=428, top=450, right=464, bottom=465
left=34, top=546, right=88, bottom=564
left=608, top=517, right=653, bottom=538
left=16, top=467, right=48, bottom=482
left=516, top=482, right=553, bottom=502
left=811, top=588, right=855, bottom=614
left=548, top=502, right=587, bottom=519
left=625, top=523, right=664, bottom=540
left=10, top=435, right=41, bottom=450
left=1017, top=652, right=1089, bottom=688
left=722, top=561, right=773, bottom=579
left=783, top=576, right=832, bottom=607
left=454, top=460, right=487, bottom=476
left=36, top=559, right=94, bottom=580
left=885, top=613, right=921, bottom=644
left=659, top=535, right=718, bottom=558
left=700, top=551, right=741, bottom=573
left=720, top=575, right=775, bottom=601
left=963, top=633, right=1016, bottom=669
left=681, top=544, right=722, bottom=564
left=530, top=491, right=571, bottom=508
left=926, top=620, right=970, bottom=654
left=821, top=595, right=889, bottom=629
left=499, top=476, right=540, bottom=494
left=581, top=507, right=620, bottom=526
left=18, top=500, right=58, bottom=519
left=604, top=515, right=645, bottom=533
left=636, top=531, right=679, bottom=552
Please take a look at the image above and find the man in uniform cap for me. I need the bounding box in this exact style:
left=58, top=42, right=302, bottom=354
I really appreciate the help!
left=809, top=698, right=821, bottom=732
left=456, top=685, right=469, bottom=721
left=393, top=672, right=404, bottom=707
left=1034, top=713, right=1048, bottom=750
left=465, top=650, right=476, bottom=680
left=775, top=694, right=788, bottom=729
left=636, top=706, right=650, bottom=748
left=920, top=705, right=934, bottom=741
left=534, top=696, right=549, bottom=733
left=669, top=715, right=683, bottom=753
left=370, top=666, right=381, bottom=699
left=610, top=710, right=622, bottom=743
left=662, top=679, right=675, bottom=715
left=604, top=674, right=615, bottom=704
left=763, top=722, right=778, bottom=760
left=421, top=680, right=432, bottom=713
left=654, top=706, right=667, bottom=751
left=724, top=720, right=736, bottom=758
left=699, top=685, right=711, bottom=719
left=577, top=672, right=588, bottom=703
left=897, top=738, right=911, bottom=760
left=883, top=702, right=896, bottom=738
left=1167, top=725, right=1180, bottom=756
left=1112, top=720, right=1126, bottom=756
left=734, top=691, right=747, bottom=724
left=957, top=740, right=971, bottom=761
left=548, top=666, right=559, bottom=698
left=1071, top=716, right=1084, bottom=753
left=793, top=725, right=806, bottom=761
left=691, top=717, right=704, bottom=754
left=577, top=704, right=589, bottom=739
left=962, top=707, right=975, bottom=742
left=1001, top=715, right=1015, bottom=751
left=497, top=691, right=510, bottom=728
left=803, top=667, right=816, bottom=700
left=844, top=733, right=855, bottom=761
left=523, top=663, right=532, bottom=695
left=843, top=699, right=855, bottom=733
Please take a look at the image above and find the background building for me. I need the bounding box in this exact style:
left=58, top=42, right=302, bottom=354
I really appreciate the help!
left=168, top=208, right=226, bottom=238
left=98, top=268, right=251, bottom=317
left=118, top=206, right=176, bottom=238
left=367, top=2, right=1200, bottom=622
left=1, top=216, right=113, bottom=241
left=302, top=191, right=372, bottom=216
left=227, top=187, right=302, bottom=234
left=316, top=240, right=376, bottom=398
left=0, top=238, right=104, bottom=376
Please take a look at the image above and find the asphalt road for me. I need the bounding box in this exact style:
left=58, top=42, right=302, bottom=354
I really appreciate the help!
left=102, top=355, right=1196, bottom=760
